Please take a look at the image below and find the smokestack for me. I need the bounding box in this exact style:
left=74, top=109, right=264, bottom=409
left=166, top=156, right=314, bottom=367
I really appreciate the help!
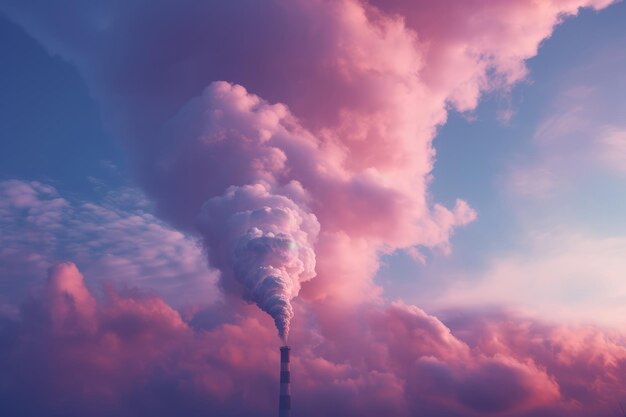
left=279, top=346, right=291, bottom=417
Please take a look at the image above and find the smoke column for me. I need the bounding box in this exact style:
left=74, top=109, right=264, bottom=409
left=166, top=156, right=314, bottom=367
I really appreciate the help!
left=197, top=183, right=319, bottom=342
left=142, top=83, right=321, bottom=342
left=0, top=0, right=489, bottom=343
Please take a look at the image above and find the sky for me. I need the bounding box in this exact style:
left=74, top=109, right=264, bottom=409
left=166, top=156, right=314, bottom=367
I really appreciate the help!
left=1, top=1, right=626, bottom=416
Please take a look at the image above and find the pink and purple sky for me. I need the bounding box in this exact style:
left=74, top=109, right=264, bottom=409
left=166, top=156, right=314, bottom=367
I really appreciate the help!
left=2, top=1, right=626, bottom=416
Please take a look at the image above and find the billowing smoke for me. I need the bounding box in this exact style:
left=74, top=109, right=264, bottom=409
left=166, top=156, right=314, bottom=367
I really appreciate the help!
left=0, top=0, right=613, bottom=343
left=152, top=81, right=322, bottom=340
left=1, top=1, right=624, bottom=416
left=198, top=184, right=319, bottom=341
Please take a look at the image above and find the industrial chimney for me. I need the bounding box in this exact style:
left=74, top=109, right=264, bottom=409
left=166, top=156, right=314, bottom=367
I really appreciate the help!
left=279, top=346, right=291, bottom=417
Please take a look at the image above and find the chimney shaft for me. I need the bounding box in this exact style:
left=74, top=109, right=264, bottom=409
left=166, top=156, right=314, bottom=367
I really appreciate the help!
left=279, top=346, right=291, bottom=417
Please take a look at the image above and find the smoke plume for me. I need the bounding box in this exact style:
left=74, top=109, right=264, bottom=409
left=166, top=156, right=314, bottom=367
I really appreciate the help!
left=198, top=183, right=319, bottom=341
left=1, top=0, right=625, bottom=415
left=0, top=0, right=616, bottom=364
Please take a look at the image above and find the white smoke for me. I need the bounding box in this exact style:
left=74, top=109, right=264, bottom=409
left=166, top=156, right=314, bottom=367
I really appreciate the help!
left=198, top=183, right=319, bottom=341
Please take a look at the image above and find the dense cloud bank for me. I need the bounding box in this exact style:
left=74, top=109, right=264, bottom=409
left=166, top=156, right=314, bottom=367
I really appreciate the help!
left=0, top=0, right=612, bottom=334
left=1, top=264, right=625, bottom=417
left=0, top=0, right=622, bottom=415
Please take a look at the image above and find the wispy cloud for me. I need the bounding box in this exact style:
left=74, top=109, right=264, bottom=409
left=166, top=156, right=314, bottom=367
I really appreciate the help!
left=0, top=179, right=219, bottom=310
left=434, top=230, right=626, bottom=327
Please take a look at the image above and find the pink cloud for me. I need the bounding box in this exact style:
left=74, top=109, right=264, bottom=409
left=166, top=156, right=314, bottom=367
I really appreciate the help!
left=432, top=232, right=626, bottom=328
left=370, top=0, right=613, bottom=109
left=0, top=1, right=622, bottom=414
left=2, top=265, right=626, bottom=416
left=1, top=0, right=612, bottom=340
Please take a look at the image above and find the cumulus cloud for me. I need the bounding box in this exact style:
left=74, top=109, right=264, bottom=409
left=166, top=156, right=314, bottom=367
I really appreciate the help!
left=0, top=0, right=622, bottom=415
left=1, top=0, right=607, bottom=312
left=1, top=265, right=626, bottom=417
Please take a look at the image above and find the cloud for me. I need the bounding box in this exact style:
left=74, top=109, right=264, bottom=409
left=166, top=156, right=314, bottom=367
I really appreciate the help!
left=505, top=46, right=626, bottom=199
left=370, top=0, right=613, bottom=110
left=0, top=179, right=218, bottom=310
left=507, top=113, right=626, bottom=198
left=1, top=265, right=626, bottom=416
left=3, top=0, right=604, bottom=338
left=0, top=0, right=622, bottom=415
left=4, top=0, right=601, bottom=245
left=432, top=231, right=626, bottom=327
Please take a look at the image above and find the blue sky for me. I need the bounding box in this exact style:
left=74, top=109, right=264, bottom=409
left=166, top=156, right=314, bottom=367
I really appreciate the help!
left=378, top=1, right=626, bottom=324
left=0, top=15, right=126, bottom=195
